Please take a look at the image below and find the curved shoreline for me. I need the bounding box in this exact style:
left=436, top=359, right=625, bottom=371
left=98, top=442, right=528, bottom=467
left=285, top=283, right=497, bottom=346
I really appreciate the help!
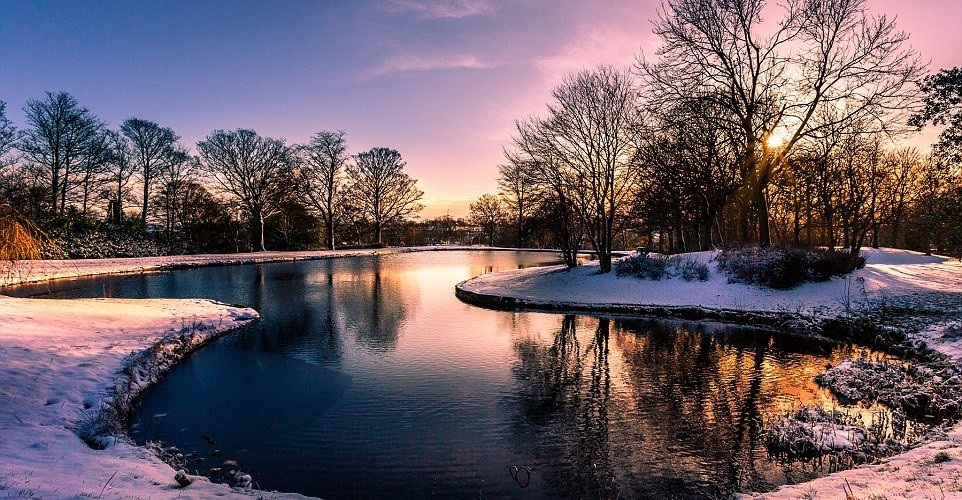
left=455, top=280, right=807, bottom=329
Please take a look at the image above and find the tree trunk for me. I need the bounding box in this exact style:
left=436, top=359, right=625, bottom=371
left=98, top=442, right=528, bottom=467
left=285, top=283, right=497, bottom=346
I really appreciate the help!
left=252, top=208, right=266, bottom=252
left=325, top=214, right=336, bottom=250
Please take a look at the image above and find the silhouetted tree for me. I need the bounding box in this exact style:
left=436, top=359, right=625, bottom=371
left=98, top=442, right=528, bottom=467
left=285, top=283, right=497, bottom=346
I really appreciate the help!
left=468, top=193, right=507, bottom=245
left=197, top=129, right=295, bottom=252
left=912, top=67, right=962, bottom=163
left=105, top=130, right=135, bottom=223
left=153, top=146, right=196, bottom=239
left=121, top=118, right=178, bottom=222
left=497, top=161, right=536, bottom=248
left=509, top=66, right=640, bottom=272
left=298, top=130, right=350, bottom=249
left=0, top=102, right=16, bottom=170
left=640, top=0, right=923, bottom=245
left=348, top=147, right=423, bottom=245
left=18, top=91, right=105, bottom=215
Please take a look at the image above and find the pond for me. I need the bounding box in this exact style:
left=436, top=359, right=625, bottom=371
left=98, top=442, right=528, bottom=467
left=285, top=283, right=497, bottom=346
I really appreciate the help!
left=10, top=250, right=893, bottom=499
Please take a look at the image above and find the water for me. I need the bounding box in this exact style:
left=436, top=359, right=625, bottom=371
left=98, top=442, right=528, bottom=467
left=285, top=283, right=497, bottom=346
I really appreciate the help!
left=10, top=250, right=890, bottom=498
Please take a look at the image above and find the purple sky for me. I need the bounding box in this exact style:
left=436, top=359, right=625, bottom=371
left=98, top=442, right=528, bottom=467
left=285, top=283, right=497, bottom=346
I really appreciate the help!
left=1, top=0, right=959, bottom=218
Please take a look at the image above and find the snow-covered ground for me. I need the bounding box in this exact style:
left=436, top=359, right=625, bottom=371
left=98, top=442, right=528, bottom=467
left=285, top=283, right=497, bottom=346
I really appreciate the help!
left=460, top=247, right=962, bottom=499
left=458, top=247, right=962, bottom=319
left=0, top=247, right=402, bottom=287
left=0, top=251, right=406, bottom=498
left=0, top=295, right=317, bottom=498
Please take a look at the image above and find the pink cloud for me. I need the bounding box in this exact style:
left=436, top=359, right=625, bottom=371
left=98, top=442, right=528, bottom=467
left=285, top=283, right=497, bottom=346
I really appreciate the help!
left=363, top=54, right=494, bottom=79
left=384, top=0, right=494, bottom=19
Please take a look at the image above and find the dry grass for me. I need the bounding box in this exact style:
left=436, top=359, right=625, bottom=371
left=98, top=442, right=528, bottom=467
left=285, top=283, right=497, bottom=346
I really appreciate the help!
left=0, top=205, right=60, bottom=261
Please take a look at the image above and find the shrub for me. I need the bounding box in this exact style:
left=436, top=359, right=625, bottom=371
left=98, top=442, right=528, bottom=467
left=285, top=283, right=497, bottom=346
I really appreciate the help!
left=716, top=245, right=865, bottom=290
left=671, top=255, right=711, bottom=281
left=615, top=251, right=669, bottom=280
left=615, top=252, right=710, bottom=282
left=38, top=216, right=167, bottom=259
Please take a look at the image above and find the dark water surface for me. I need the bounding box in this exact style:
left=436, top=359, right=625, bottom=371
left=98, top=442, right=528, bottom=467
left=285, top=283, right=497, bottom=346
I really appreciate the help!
left=11, top=251, right=888, bottom=498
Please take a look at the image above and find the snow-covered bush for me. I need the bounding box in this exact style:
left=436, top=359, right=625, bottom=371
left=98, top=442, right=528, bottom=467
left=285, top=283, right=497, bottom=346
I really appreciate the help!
left=39, top=217, right=168, bottom=258
left=672, top=255, right=710, bottom=281
left=716, top=245, right=864, bottom=289
left=816, top=359, right=962, bottom=420
left=764, top=406, right=867, bottom=457
left=615, top=252, right=710, bottom=281
left=615, top=252, right=669, bottom=280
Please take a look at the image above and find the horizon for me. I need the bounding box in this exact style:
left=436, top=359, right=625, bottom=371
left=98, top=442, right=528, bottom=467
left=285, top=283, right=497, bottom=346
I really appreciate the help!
left=2, top=0, right=960, bottom=218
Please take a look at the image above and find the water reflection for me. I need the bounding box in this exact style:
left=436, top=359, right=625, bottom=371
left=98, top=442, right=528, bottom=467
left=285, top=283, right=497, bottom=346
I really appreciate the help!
left=509, top=316, right=872, bottom=498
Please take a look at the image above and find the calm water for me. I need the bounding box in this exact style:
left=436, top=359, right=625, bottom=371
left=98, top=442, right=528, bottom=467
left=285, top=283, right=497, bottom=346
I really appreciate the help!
left=11, top=251, right=887, bottom=498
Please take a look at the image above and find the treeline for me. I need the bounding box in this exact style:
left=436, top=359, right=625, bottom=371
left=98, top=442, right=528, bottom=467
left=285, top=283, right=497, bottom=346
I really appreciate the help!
left=466, top=0, right=962, bottom=273
left=0, top=94, right=426, bottom=255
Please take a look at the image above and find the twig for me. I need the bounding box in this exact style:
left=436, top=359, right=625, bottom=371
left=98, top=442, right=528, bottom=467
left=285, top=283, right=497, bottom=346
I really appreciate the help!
left=98, top=470, right=118, bottom=499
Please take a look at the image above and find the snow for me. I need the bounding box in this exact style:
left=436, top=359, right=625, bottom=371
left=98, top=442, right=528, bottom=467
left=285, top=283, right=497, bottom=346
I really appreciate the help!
left=457, top=247, right=962, bottom=319
left=0, top=247, right=409, bottom=287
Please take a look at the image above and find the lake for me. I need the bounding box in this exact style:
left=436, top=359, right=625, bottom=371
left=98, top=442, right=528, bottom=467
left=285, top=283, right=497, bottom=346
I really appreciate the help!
left=9, top=250, right=890, bottom=498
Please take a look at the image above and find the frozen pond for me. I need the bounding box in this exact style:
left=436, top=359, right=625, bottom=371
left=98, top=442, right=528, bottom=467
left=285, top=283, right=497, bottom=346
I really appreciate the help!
left=11, top=250, right=891, bottom=498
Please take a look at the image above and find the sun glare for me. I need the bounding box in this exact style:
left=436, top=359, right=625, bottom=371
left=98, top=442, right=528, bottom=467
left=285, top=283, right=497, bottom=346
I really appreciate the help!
left=766, top=129, right=788, bottom=149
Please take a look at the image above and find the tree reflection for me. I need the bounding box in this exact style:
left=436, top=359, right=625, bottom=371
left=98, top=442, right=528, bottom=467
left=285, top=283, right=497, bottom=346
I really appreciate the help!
left=509, top=316, right=858, bottom=498
left=510, top=315, right=616, bottom=499
left=225, top=257, right=419, bottom=359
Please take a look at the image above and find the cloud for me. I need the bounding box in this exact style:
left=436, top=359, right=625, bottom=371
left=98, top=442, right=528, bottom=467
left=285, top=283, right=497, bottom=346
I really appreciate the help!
left=363, top=54, right=494, bottom=78
left=534, top=25, right=652, bottom=81
left=384, top=0, right=494, bottom=19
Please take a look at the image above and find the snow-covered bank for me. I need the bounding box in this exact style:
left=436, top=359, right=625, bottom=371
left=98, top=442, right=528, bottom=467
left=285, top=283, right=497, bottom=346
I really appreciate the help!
left=0, top=246, right=567, bottom=288
left=459, top=247, right=962, bottom=498
left=0, top=296, right=314, bottom=498
left=0, top=248, right=397, bottom=287
left=457, top=247, right=962, bottom=320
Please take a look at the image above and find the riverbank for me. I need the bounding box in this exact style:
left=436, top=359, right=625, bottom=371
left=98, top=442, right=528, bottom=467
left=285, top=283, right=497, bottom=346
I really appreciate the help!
left=458, top=247, right=962, bottom=498
left=0, top=296, right=317, bottom=498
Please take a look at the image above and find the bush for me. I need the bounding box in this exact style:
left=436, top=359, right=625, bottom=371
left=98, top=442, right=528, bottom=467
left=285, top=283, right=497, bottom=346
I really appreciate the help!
left=615, top=252, right=710, bottom=282
left=716, top=245, right=865, bottom=290
left=38, top=216, right=167, bottom=259
left=615, top=251, right=669, bottom=280
left=672, top=255, right=711, bottom=282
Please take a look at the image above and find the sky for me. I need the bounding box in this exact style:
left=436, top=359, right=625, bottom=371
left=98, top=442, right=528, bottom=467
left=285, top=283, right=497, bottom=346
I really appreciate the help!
left=1, top=0, right=960, bottom=218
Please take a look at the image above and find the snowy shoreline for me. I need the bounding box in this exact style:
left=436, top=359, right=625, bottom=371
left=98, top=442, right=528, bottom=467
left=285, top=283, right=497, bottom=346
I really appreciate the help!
left=458, top=247, right=962, bottom=498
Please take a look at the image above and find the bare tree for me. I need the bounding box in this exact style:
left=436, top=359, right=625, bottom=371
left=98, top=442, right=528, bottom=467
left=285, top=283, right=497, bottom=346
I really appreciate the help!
left=298, top=130, right=350, bottom=250
left=121, top=118, right=178, bottom=223
left=507, top=121, right=585, bottom=267
left=105, top=130, right=135, bottom=223
left=510, top=66, right=641, bottom=272
left=0, top=101, right=16, bottom=170
left=348, top=147, right=423, bottom=246
left=640, top=0, right=923, bottom=245
left=497, top=161, right=536, bottom=248
left=18, top=91, right=104, bottom=215
left=74, top=128, right=113, bottom=216
left=197, top=129, right=295, bottom=252
left=468, top=194, right=507, bottom=245
left=154, top=146, right=197, bottom=239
